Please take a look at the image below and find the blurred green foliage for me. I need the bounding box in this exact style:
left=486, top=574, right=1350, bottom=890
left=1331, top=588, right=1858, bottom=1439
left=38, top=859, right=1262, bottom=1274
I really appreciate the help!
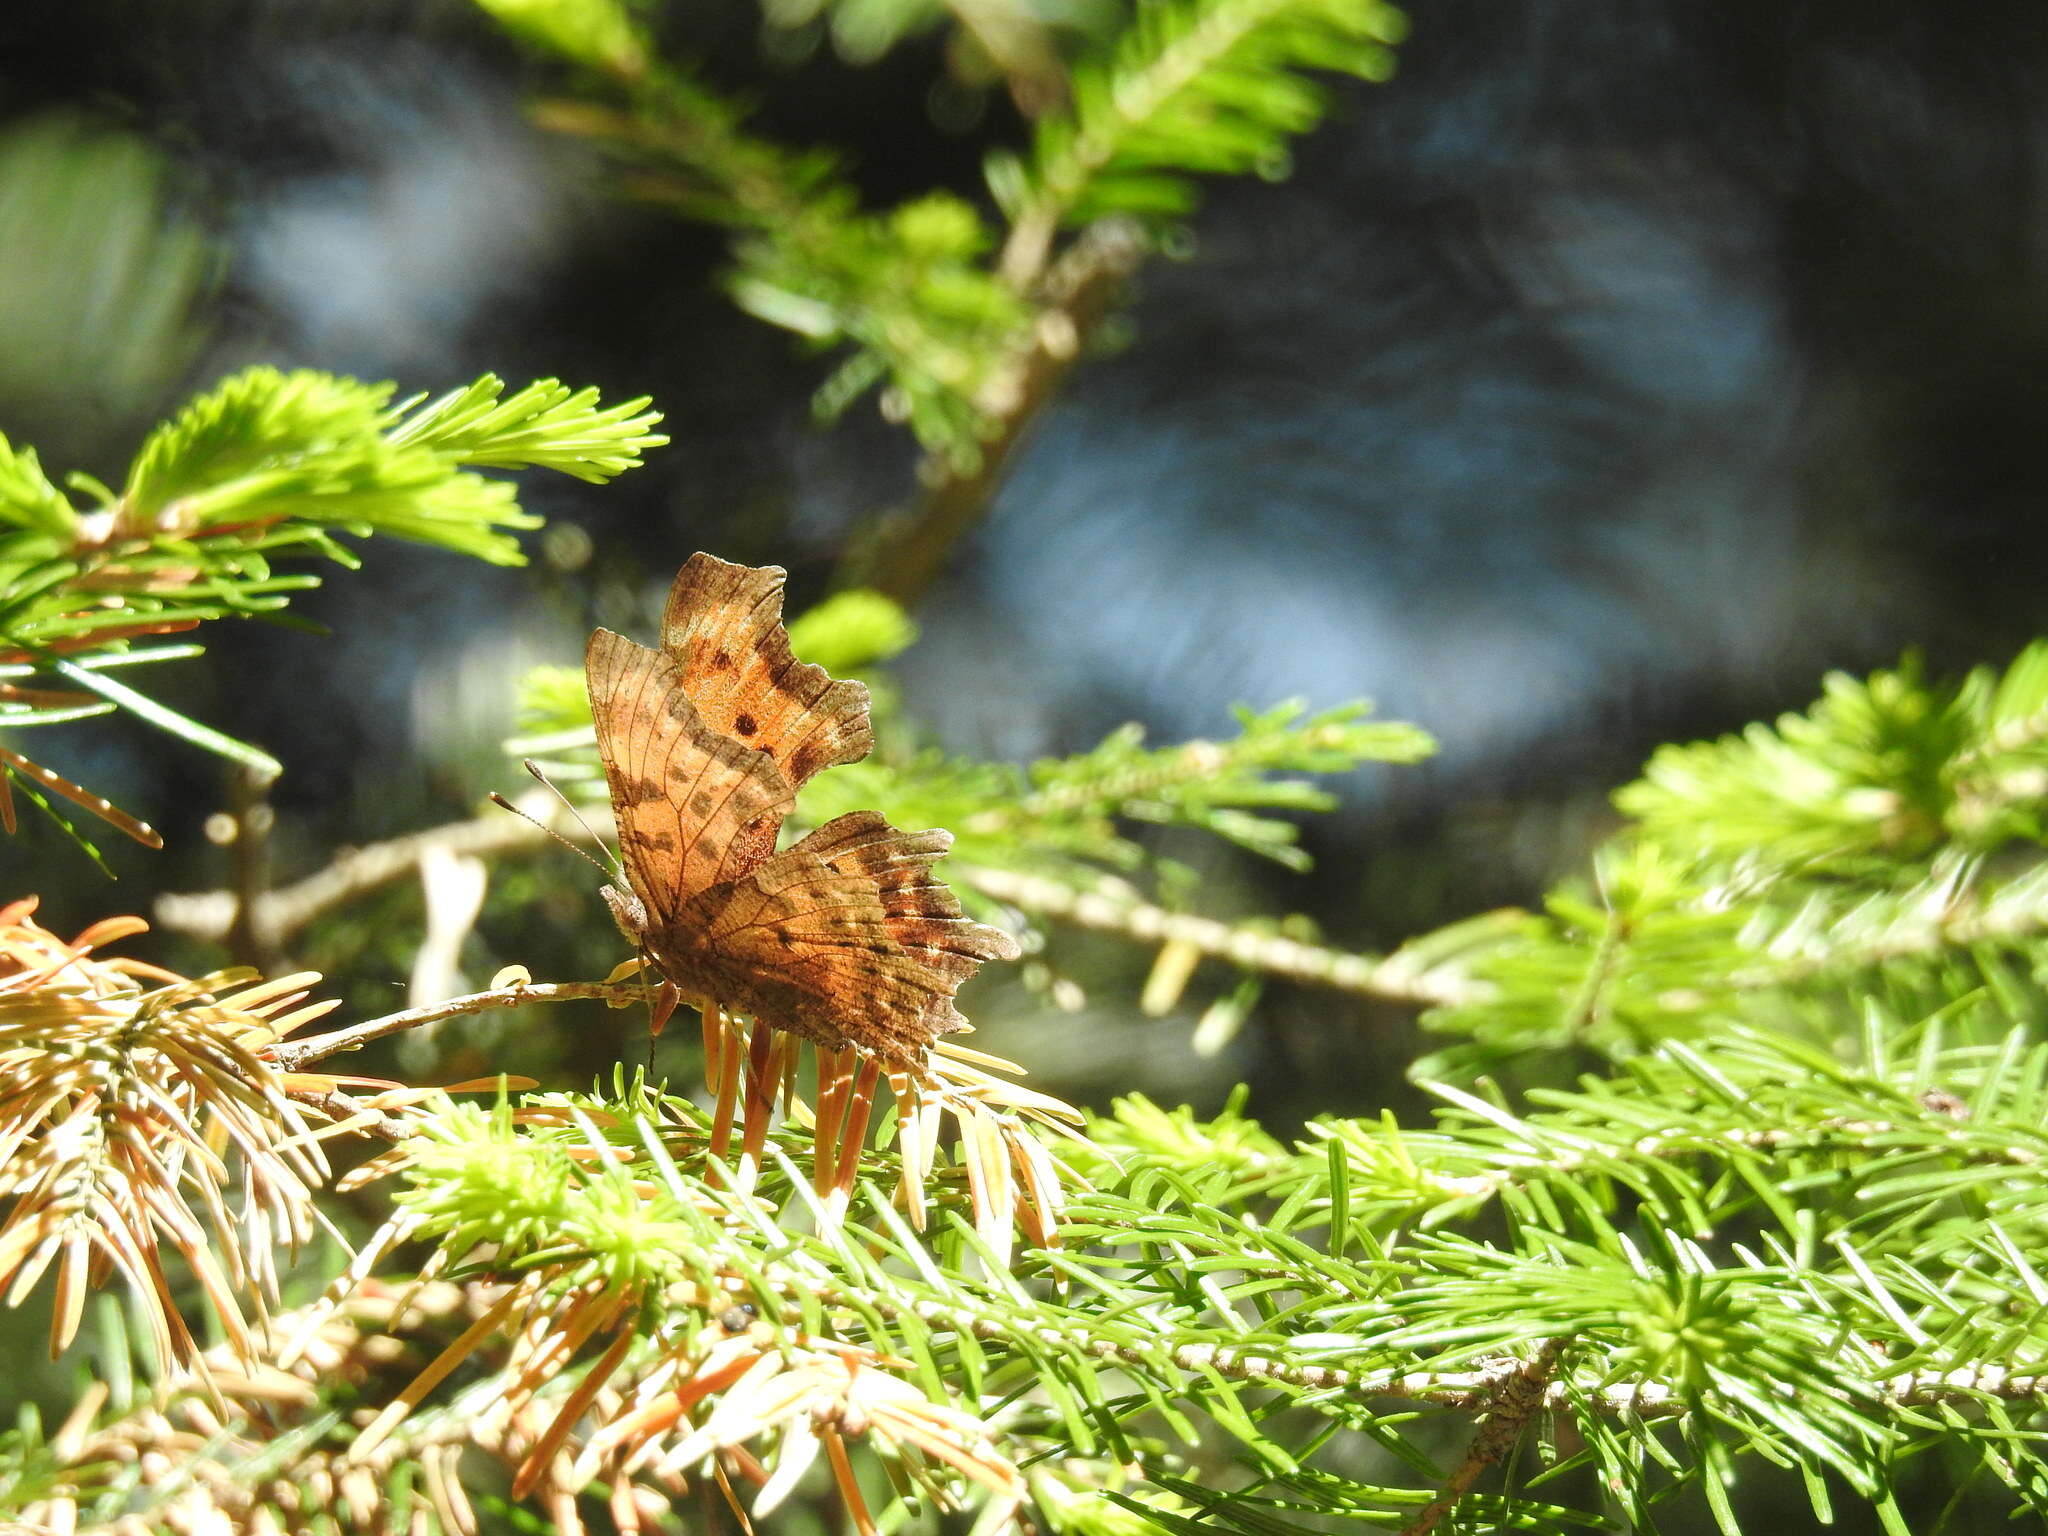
left=475, top=0, right=1408, bottom=466
left=0, top=114, right=214, bottom=469
left=1420, top=642, right=2048, bottom=1081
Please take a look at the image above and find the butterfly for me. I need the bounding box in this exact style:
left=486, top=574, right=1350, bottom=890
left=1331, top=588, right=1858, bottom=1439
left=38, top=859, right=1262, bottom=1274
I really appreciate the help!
left=585, top=553, right=1019, bottom=1064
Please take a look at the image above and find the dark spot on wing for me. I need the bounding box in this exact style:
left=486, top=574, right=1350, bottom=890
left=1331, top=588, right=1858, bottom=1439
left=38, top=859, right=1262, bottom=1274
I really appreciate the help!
left=690, top=790, right=715, bottom=815
left=712, top=648, right=736, bottom=671
left=619, top=773, right=666, bottom=804
left=734, top=711, right=758, bottom=737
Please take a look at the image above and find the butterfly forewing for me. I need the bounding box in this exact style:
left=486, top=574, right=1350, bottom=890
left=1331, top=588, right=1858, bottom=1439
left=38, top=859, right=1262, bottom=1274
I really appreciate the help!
left=660, top=554, right=875, bottom=789
left=586, top=626, right=794, bottom=923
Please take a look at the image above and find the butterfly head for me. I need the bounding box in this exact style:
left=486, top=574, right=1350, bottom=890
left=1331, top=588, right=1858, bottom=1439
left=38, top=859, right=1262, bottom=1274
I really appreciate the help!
left=601, top=882, right=651, bottom=945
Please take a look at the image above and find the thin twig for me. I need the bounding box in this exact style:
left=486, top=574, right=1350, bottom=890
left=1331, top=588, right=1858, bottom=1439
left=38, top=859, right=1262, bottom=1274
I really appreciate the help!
left=1731, top=883, right=2048, bottom=991
left=290, top=1087, right=420, bottom=1144
left=269, top=980, right=637, bottom=1072
left=223, top=762, right=281, bottom=975
left=156, top=800, right=1472, bottom=1012
left=954, top=863, right=1483, bottom=1007
left=823, top=1282, right=2048, bottom=1421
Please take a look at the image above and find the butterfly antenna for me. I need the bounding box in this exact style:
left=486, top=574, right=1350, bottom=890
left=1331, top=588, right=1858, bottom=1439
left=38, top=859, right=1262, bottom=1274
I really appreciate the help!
left=522, top=759, right=630, bottom=874
left=520, top=761, right=622, bottom=868
left=488, top=763, right=624, bottom=882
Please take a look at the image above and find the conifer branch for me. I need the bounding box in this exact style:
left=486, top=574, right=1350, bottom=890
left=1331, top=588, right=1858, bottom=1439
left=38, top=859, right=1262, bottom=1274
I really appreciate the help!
left=1, top=368, right=662, bottom=852
left=841, top=216, right=1146, bottom=603
left=1398, top=1337, right=1566, bottom=1536
left=155, top=795, right=592, bottom=946
left=992, top=0, right=1406, bottom=277
left=955, top=862, right=1480, bottom=1005
left=475, top=0, right=1411, bottom=587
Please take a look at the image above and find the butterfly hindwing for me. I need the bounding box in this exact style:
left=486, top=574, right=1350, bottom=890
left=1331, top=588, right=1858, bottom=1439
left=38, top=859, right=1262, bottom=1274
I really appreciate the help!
left=792, top=811, right=1019, bottom=984
left=586, top=626, right=795, bottom=922
left=660, top=554, right=875, bottom=790
left=661, top=811, right=1020, bottom=1060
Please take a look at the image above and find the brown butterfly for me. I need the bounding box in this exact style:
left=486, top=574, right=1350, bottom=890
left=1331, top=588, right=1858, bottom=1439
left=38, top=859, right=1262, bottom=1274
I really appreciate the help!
left=585, top=553, right=1019, bottom=1065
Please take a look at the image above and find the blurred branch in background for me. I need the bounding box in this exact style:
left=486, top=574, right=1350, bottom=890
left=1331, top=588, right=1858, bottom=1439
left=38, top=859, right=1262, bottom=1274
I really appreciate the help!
left=473, top=0, right=1405, bottom=602
left=758, top=0, right=1123, bottom=110
left=157, top=654, right=1450, bottom=1023
left=836, top=214, right=1145, bottom=600
left=155, top=789, right=604, bottom=952
left=154, top=799, right=1478, bottom=1008
left=952, top=862, right=1486, bottom=1005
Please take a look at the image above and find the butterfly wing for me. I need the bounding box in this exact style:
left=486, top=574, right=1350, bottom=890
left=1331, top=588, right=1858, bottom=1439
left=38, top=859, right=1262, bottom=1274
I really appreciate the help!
left=659, top=811, right=1020, bottom=1062
left=661, top=553, right=875, bottom=789
left=586, top=626, right=795, bottom=925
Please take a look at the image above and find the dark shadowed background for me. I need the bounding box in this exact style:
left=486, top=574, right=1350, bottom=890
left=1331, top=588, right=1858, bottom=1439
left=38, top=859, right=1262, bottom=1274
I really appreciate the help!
left=3, top=0, right=2047, bottom=1124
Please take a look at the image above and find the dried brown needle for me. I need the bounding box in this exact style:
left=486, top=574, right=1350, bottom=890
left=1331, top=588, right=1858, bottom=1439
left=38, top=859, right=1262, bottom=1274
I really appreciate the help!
left=692, top=999, right=1088, bottom=1253
left=0, top=895, right=342, bottom=1365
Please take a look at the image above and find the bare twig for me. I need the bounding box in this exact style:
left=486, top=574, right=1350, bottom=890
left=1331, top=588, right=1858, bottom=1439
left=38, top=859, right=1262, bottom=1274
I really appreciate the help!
left=222, top=762, right=281, bottom=974
left=954, top=863, right=1484, bottom=1007
left=156, top=796, right=601, bottom=949
left=289, top=1087, right=421, bottom=1144
left=161, top=794, right=1478, bottom=1009
left=268, top=980, right=638, bottom=1072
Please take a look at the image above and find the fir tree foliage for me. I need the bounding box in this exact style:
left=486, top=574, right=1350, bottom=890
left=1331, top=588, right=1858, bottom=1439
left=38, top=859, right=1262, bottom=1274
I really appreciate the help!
left=13, top=605, right=2048, bottom=1529
left=0, top=367, right=663, bottom=845
left=1423, top=644, right=2048, bottom=1078
left=987, top=0, right=1407, bottom=230
left=0, top=30, right=2044, bottom=1519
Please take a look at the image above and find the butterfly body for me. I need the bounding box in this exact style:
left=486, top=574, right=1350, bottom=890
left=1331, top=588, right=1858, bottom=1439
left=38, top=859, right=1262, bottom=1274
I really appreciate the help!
left=587, top=554, right=1018, bottom=1064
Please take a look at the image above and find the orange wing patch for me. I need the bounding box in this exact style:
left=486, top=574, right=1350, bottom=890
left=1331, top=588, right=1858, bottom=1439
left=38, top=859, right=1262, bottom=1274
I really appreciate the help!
left=660, top=553, right=875, bottom=790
